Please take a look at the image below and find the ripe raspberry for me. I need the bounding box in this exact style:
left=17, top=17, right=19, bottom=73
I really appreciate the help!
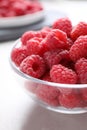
left=75, top=58, right=87, bottom=84
left=20, top=55, right=46, bottom=78
left=59, top=93, right=81, bottom=108
left=59, top=50, right=71, bottom=61
left=59, top=50, right=74, bottom=69
left=26, top=37, right=43, bottom=56
left=41, top=26, right=52, bottom=38
left=53, top=17, right=72, bottom=37
left=35, top=70, right=60, bottom=106
left=69, top=35, right=87, bottom=62
left=67, top=38, right=74, bottom=49
left=71, top=22, right=87, bottom=41
left=21, top=31, right=42, bottom=45
left=11, top=46, right=28, bottom=66
left=80, top=88, right=87, bottom=102
left=12, top=2, right=27, bottom=16
left=36, top=85, right=60, bottom=106
left=0, top=0, right=43, bottom=17
left=50, top=64, right=77, bottom=84
left=38, top=39, right=49, bottom=56
left=43, top=29, right=69, bottom=51
left=43, top=50, right=62, bottom=69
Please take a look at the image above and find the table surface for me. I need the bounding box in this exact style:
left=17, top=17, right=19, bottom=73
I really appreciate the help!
left=1, top=1, right=87, bottom=130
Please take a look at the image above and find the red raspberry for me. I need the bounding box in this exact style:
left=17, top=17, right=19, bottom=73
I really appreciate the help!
left=11, top=46, right=28, bottom=66
left=36, top=85, right=60, bottom=106
left=50, top=64, right=77, bottom=84
left=59, top=93, right=81, bottom=108
left=71, top=22, right=87, bottom=41
left=81, top=88, right=87, bottom=102
left=53, top=17, right=72, bottom=37
left=21, top=31, right=42, bottom=45
left=67, top=38, right=74, bottom=49
left=43, top=29, right=69, bottom=51
left=75, top=58, right=87, bottom=84
left=35, top=70, right=60, bottom=106
left=20, top=55, right=46, bottom=78
left=43, top=50, right=62, bottom=69
left=0, top=0, right=43, bottom=17
left=69, top=35, right=87, bottom=62
left=38, top=39, right=49, bottom=56
left=41, top=26, right=52, bottom=38
left=59, top=50, right=74, bottom=69
left=0, top=0, right=9, bottom=8
left=59, top=50, right=71, bottom=61
left=4, top=8, right=16, bottom=17
left=26, top=37, right=43, bottom=56
left=12, top=2, right=27, bottom=16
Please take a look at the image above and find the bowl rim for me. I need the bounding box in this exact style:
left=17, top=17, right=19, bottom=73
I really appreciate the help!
left=9, top=39, right=87, bottom=89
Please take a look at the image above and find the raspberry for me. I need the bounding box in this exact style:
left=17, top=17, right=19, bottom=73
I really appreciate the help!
left=35, top=70, right=60, bottom=106
left=43, top=29, right=69, bottom=51
left=69, top=35, right=87, bottom=62
left=59, top=93, right=81, bottom=108
left=21, top=31, right=42, bottom=45
left=71, top=22, right=87, bottom=41
left=11, top=46, right=28, bottom=66
left=59, top=50, right=74, bottom=69
left=80, top=88, right=87, bottom=102
left=12, top=2, right=27, bottom=16
left=0, top=0, right=9, bottom=8
left=0, top=0, right=43, bottom=17
left=67, top=38, right=74, bottom=49
left=75, top=58, right=87, bottom=84
left=20, top=55, right=46, bottom=78
left=50, top=64, right=77, bottom=84
left=36, top=85, right=60, bottom=106
left=38, top=39, right=49, bottom=56
left=53, top=17, right=72, bottom=37
left=41, top=27, right=52, bottom=38
left=26, top=37, right=43, bottom=56
left=59, top=50, right=71, bottom=61
left=43, top=50, right=62, bottom=69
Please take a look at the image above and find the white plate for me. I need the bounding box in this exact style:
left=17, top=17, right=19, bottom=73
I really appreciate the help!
left=0, top=10, right=45, bottom=28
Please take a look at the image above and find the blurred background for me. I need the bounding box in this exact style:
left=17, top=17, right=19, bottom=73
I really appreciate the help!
left=0, top=0, right=87, bottom=41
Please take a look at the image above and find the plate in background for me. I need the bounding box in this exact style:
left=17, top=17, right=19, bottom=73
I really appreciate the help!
left=0, top=10, right=45, bottom=28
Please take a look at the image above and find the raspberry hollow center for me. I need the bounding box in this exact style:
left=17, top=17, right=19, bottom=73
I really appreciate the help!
left=32, top=63, right=39, bottom=72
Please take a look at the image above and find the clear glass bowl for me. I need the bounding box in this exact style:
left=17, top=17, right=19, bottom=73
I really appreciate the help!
left=9, top=39, right=87, bottom=114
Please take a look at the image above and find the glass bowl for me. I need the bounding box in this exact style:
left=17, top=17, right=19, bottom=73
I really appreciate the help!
left=9, top=39, right=87, bottom=114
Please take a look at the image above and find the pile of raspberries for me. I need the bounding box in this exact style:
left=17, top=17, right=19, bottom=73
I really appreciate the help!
left=0, top=0, right=43, bottom=17
left=11, top=17, right=87, bottom=108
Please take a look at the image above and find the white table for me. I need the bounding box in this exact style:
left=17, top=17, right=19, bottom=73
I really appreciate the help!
left=1, top=1, right=87, bottom=130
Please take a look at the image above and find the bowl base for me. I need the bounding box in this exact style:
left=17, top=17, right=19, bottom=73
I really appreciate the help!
left=28, top=93, right=87, bottom=114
